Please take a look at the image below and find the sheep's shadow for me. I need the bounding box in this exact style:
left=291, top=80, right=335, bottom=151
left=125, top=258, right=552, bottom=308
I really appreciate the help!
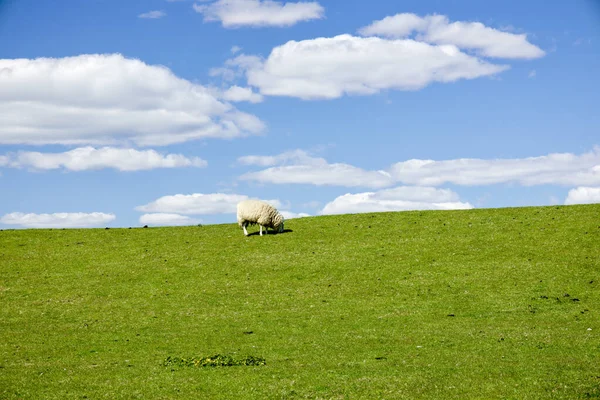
left=245, top=229, right=293, bottom=237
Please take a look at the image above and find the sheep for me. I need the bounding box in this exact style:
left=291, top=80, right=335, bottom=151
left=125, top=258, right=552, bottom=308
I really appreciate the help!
left=237, top=199, right=285, bottom=236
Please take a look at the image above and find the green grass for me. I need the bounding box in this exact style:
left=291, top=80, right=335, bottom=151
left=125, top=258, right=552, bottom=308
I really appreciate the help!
left=1, top=204, right=599, bottom=399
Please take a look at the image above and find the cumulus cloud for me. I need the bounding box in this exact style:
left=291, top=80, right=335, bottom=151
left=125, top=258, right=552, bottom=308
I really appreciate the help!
left=193, top=0, right=324, bottom=28
left=390, top=147, right=600, bottom=187
left=239, top=150, right=394, bottom=188
left=0, top=54, right=264, bottom=146
left=564, top=187, right=600, bottom=205
left=358, top=13, right=545, bottom=59
left=1, top=147, right=207, bottom=171
left=138, top=10, right=166, bottom=19
left=0, top=212, right=116, bottom=228
left=280, top=210, right=310, bottom=219
left=321, top=186, right=473, bottom=215
left=221, top=34, right=508, bottom=99
left=136, top=193, right=248, bottom=214
left=136, top=193, right=283, bottom=215
left=139, top=213, right=201, bottom=226
left=222, top=86, right=264, bottom=103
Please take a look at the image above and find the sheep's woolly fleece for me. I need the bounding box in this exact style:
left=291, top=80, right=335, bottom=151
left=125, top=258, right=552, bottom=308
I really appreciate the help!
left=237, top=200, right=284, bottom=232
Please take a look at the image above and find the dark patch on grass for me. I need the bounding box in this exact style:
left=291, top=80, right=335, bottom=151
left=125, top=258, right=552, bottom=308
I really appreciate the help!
left=163, top=354, right=266, bottom=368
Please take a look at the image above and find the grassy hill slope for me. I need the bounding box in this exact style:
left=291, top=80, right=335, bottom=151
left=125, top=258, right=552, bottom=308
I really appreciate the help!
left=1, top=204, right=599, bottom=399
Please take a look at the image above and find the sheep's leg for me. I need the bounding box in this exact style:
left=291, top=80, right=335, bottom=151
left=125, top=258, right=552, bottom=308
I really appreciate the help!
left=259, top=225, right=263, bottom=236
left=243, top=222, right=249, bottom=236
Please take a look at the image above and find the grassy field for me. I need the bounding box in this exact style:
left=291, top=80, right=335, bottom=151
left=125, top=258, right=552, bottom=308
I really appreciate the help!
left=1, top=204, right=599, bottom=399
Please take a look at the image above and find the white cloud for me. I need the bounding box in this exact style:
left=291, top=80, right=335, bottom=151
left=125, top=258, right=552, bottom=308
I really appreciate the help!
left=573, top=38, right=591, bottom=46
left=0, top=54, right=265, bottom=146
left=193, top=0, right=324, bottom=28
left=241, top=165, right=393, bottom=188
left=1, top=147, right=207, bottom=171
left=528, top=70, right=536, bottom=78
left=239, top=150, right=394, bottom=188
left=138, top=10, right=167, bottom=19
left=389, top=147, right=600, bottom=187
left=225, top=34, right=508, bottom=99
left=210, top=54, right=263, bottom=82
left=209, top=67, right=238, bottom=82
left=358, top=13, right=545, bottom=59
left=565, top=187, right=600, bottom=205
left=136, top=193, right=283, bottom=215
left=237, top=149, right=321, bottom=166
left=280, top=211, right=310, bottom=219
left=222, top=85, right=264, bottom=103
left=320, top=186, right=473, bottom=215
left=139, top=213, right=201, bottom=226
left=359, top=13, right=426, bottom=38
left=0, top=212, right=116, bottom=228
left=231, top=45, right=242, bottom=54
left=137, top=193, right=248, bottom=214
left=238, top=147, right=600, bottom=190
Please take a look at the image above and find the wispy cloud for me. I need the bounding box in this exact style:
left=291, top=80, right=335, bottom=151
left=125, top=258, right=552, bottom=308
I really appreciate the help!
left=528, top=70, right=536, bottom=78
left=0, top=212, right=116, bottom=228
left=138, top=10, right=167, bottom=19
left=0, top=54, right=264, bottom=146
left=238, top=147, right=600, bottom=189
left=1, top=147, right=207, bottom=171
left=573, top=38, right=591, bottom=46
left=239, top=150, right=394, bottom=188
left=193, top=0, right=324, bottom=28
left=389, top=147, right=600, bottom=187
left=238, top=149, right=322, bottom=167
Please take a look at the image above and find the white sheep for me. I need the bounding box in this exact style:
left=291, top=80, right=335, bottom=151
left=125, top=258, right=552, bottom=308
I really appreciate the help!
left=236, top=199, right=285, bottom=236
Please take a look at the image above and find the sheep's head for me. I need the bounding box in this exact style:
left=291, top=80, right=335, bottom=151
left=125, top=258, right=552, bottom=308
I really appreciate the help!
left=272, top=213, right=285, bottom=233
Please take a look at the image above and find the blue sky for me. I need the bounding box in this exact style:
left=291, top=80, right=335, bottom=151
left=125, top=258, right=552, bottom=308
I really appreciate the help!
left=0, top=0, right=599, bottom=228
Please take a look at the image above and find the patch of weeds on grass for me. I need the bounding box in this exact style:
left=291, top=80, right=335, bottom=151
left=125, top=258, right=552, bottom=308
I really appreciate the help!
left=162, top=354, right=266, bottom=368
